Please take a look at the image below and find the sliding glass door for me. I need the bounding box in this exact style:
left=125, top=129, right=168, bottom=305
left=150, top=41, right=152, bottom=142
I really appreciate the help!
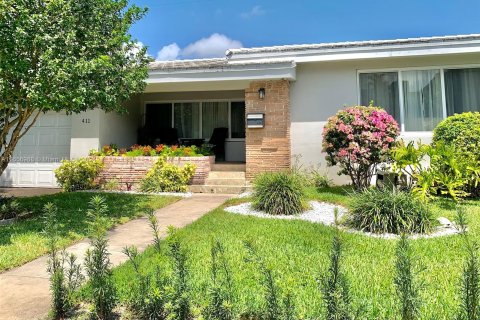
left=445, top=68, right=480, bottom=114
left=202, top=102, right=229, bottom=139
left=359, top=67, right=480, bottom=132
left=174, top=103, right=200, bottom=138
left=359, top=72, right=400, bottom=123
left=401, top=70, right=443, bottom=132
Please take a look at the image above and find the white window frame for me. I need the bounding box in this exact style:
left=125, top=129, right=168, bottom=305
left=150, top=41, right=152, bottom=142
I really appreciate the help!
left=142, top=99, right=246, bottom=141
left=357, top=63, right=480, bottom=134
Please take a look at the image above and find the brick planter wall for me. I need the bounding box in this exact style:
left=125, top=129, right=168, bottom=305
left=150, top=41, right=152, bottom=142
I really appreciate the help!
left=245, top=80, right=291, bottom=180
left=92, top=156, right=214, bottom=190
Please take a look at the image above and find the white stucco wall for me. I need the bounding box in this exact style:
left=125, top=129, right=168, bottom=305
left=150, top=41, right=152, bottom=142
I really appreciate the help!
left=99, top=95, right=141, bottom=149
left=290, top=53, right=480, bottom=184
left=70, top=96, right=142, bottom=158
left=70, top=109, right=101, bottom=159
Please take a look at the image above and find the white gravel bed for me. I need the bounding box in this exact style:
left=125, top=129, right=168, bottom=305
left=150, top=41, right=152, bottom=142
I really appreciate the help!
left=225, top=201, right=460, bottom=240
left=81, top=190, right=193, bottom=198
left=225, top=201, right=347, bottom=225
left=235, top=191, right=253, bottom=199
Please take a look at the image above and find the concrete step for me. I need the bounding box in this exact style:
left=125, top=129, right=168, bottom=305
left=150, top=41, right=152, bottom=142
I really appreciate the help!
left=189, top=185, right=246, bottom=194
left=207, top=171, right=246, bottom=179
left=205, top=178, right=246, bottom=186
left=211, top=163, right=246, bottom=172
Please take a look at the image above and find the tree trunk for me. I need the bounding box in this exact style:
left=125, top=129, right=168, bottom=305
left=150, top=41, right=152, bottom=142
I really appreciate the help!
left=0, top=109, right=41, bottom=177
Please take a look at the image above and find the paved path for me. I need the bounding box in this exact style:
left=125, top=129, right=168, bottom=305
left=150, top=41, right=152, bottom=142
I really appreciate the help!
left=0, top=187, right=61, bottom=198
left=0, top=194, right=231, bottom=320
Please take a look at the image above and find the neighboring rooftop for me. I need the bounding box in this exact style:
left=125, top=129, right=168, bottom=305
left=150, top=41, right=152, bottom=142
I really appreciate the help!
left=226, top=34, right=480, bottom=56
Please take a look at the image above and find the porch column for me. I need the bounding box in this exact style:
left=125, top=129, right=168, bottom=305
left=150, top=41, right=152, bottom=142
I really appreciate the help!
left=245, top=80, right=291, bottom=181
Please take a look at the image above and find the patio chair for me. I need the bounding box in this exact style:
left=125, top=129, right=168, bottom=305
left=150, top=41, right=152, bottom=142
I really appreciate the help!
left=208, top=127, right=228, bottom=161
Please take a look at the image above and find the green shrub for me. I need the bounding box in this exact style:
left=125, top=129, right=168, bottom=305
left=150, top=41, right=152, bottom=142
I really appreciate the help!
left=101, top=179, right=120, bottom=191
left=320, top=232, right=355, bottom=320
left=433, top=112, right=480, bottom=198
left=433, top=112, right=480, bottom=150
left=252, top=171, right=306, bottom=216
left=456, top=206, right=480, bottom=320
left=44, top=203, right=84, bottom=319
left=311, top=170, right=333, bottom=189
left=54, top=158, right=103, bottom=192
left=203, top=240, right=235, bottom=320
left=244, top=241, right=296, bottom=320
left=390, top=140, right=480, bottom=201
left=84, top=196, right=117, bottom=319
left=394, top=235, right=422, bottom=320
left=347, top=188, right=434, bottom=234
left=140, top=157, right=196, bottom=193
left=0, top=196, right=25, bottom=220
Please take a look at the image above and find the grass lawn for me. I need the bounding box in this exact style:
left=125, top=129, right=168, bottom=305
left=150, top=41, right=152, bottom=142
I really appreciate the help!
left=0, top=192, right=179, bottom=272
left=111, top=186, right=479, bottom=319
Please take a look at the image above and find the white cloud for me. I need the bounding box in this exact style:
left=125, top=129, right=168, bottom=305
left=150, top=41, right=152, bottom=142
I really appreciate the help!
left=156, top=43, right=181, bottom=60
left=156, top=34, right=243, bottom=61
left=182, top=34, right=243, bottom=59
left=241, top=5, right=265, bottom=19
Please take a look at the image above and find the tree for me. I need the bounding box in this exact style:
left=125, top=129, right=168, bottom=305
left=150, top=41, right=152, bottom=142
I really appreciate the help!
left=0, top=0, right=151, bottom=175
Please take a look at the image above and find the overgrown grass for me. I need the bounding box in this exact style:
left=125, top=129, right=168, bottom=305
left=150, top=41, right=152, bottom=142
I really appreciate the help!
left=111, top=187, right=480, bottom=319
left=0, top=192, right=178, bottom=272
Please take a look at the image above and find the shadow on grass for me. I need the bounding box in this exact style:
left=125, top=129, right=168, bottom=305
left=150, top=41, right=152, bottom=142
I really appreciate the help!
left=0, top=192, right=175, bottom=247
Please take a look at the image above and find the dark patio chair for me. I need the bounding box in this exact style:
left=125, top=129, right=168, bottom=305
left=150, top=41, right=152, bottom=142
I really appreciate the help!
left=208, top=127, right=228, bottom=161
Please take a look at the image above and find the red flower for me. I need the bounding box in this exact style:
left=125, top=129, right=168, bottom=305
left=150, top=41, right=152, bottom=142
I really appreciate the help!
left=155, top=144, right=164, bottom=153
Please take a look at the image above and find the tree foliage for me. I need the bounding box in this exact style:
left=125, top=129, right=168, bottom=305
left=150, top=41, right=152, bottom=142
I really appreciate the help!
left=0, top=0, right=151, bottom=174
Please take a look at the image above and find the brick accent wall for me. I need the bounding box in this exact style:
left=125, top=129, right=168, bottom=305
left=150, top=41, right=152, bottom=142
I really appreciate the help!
left=93, top=156, right=214, bottom=190
left=245, top=80, right=291, bottom=180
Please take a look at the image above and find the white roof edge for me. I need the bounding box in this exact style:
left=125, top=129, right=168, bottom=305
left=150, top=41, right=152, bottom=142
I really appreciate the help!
left=227, top=34, right=480, bottom=58
left=147, top=62, right=296, bottom=84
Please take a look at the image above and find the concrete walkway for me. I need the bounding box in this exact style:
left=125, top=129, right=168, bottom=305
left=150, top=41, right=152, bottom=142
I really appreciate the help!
left=0, top=187, right=61, bottom=198
left=0, top=193, right=231, bottom=320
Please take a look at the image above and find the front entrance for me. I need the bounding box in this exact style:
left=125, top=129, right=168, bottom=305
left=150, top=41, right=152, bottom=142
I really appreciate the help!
left=141, top=101, right=246, bottom=162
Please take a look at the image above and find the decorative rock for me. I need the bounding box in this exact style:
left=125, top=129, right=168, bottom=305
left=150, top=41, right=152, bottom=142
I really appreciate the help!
left=437, top=217, right=453, bottom=228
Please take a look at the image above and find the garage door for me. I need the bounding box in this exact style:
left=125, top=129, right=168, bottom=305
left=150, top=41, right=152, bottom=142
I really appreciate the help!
left=0, top=112, right=72, bottom=188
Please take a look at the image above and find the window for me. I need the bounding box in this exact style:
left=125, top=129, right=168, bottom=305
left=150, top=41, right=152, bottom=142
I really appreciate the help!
left=445, top=68, right=480, bottom=115
left=202, top=102, right=229, bottom=139
left=359, top=72, right=400, bottom=123
left=174, top=103, right=200, bottom=138
left=360, top=66, right=480, bottom=132
left=401, top=69, right=443, bottom=131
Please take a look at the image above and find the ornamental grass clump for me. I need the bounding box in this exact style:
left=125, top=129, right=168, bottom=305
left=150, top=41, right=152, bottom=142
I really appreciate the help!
left=322, top=105, right=400, bottom=190
left=252, top=171, right=306, bottom=216
left=348, top=188, right=434, bottom=234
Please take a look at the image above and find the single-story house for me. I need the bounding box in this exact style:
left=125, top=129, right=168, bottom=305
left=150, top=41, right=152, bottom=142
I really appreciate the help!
left=2, top=34, right=480, bottom=188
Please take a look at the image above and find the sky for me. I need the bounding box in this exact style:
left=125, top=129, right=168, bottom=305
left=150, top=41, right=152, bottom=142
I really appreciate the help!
left=129, top=0, right=480, bottom=61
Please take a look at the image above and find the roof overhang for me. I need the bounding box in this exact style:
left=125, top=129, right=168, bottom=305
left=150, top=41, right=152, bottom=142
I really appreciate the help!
left=146, top=60, right=296, bottom=85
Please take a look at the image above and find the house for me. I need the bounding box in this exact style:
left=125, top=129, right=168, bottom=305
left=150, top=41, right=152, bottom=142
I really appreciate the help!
left=2, top=34, right=480, bottom=188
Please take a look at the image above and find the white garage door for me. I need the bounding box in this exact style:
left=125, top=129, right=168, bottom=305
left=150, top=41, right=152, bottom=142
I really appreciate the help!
left=0, top=112, right=72, bottom=188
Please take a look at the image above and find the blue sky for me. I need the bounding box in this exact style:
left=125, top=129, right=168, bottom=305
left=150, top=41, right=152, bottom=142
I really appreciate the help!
left=130, top=0, right=480, bottom=61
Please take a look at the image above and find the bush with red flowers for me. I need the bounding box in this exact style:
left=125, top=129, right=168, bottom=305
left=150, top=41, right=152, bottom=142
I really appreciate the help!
left=322, top=105, right=400, bottom=189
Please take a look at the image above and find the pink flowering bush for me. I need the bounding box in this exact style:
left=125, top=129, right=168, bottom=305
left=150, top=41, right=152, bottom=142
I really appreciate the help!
left=322, top=105, right=400, bottom=189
